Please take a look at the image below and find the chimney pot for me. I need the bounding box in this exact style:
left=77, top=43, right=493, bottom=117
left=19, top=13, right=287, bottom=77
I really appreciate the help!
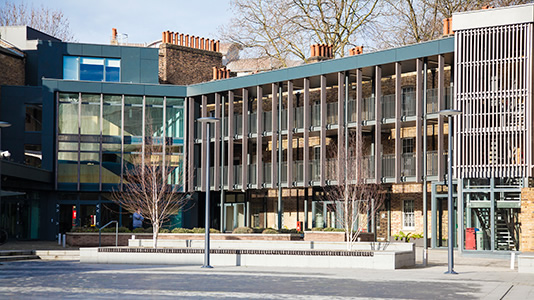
left=112, top=28, right=117, bottom=40
left=174, top=33, right=179, bottom=45
left=200, top=37, right=205, bottom=50
left=206, top=39, right=211, bottom=51
left=213, top=67, right=218, bottom=80
left=180, top=33, right=184, bottom=46
left=195, top=37, right=200, bottom=49
left=215, top=41, right=220, bottom=52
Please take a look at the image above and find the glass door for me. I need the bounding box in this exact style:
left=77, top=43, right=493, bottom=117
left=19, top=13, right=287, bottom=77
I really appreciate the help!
left=224, top=203, right=245, bottom=232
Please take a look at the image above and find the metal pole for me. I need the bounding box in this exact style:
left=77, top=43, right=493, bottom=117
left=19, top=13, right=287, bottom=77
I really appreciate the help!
left=0, top=129, right=2, bottom=230
left=220, top=96, right=225, bottom=232
left=203, top=123, right=212, bottom=268
left=446, top=115, right=456, bottom=274
left=278, top=83, right=283, bottom=230
left=422, top=59, right=428, bottom=266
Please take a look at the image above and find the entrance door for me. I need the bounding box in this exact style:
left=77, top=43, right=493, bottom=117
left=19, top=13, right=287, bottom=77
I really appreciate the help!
left=59, top=204, right=76, bottom=234
left=224, top=203, right=245, bottom=232
left=431, top=182, right=458, bottom=248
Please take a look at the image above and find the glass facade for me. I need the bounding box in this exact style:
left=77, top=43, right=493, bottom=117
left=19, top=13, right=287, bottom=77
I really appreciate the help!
left=63, top=56, right=120, bottom=82
left=57, top=93, right=185, bottom=190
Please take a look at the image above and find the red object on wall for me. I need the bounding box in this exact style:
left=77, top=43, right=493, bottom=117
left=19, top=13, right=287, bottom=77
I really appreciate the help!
left=296, top=221, right=303, bottom=232
left=465, top=227, right=476, bottom=250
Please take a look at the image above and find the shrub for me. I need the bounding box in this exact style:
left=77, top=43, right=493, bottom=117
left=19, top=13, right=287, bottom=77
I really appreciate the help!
left=118, top=227, right=131, bottom=233
left=252, top=227, right=265, bottom=233
left=280, top=228, right=300, bottom=234
left=210, top=228, right=221, bottom=233
left=311, top=227, right=324, bottom=231
left=232, top=227, right=254, bottom=234
left=192, top=227, right=205, bottom=233
left=171, top=228, right=193, bottom=233
left=159, top=229, right=170, bottom=233
left=262, top=228, right=278, bottom=234
left=132, top=228, right=146, bottom=233
left=101, top=227, right=116, bottom=233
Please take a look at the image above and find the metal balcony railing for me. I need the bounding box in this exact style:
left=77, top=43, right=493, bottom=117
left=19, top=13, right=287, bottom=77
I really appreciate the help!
left=294, top=107, right=304, bottom=129
left=234, top=114, right=242, bottom=136
left=249, top=112, right=257, bottom=134
left=234, top=165, right=242, bottom=185
left=348, top=99, right=357, bottom=122
left=402, top=152, right=416, bottom=177
left=293, top=160, right=304, bottom=182
left=326, top=102, right=338, bottom=125
left=382, top=94, right=395, bottom=119
left=363, top=156, right=375, bottom=179
left=248, top=163, right=256, bottom=185
left=362, top=96, right=375, bottom=121
left=426, top=151, right=438, bottom=176
left=310, top=160, right=320, bottom=181
left=382, top=154, right=395, bottom=178
left=263, top=163, right=271, bottom=184
left=311, top=104, right=321, bottom=127
left=402, top=91, right=416, bottom=117
left=263, top=111, right=272, bottom=133
left=326, top=159, right=337, bottom=181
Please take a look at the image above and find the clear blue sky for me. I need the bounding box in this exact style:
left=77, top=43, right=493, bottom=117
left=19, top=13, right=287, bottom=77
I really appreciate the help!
left=23, top=0, right=233, bottom=44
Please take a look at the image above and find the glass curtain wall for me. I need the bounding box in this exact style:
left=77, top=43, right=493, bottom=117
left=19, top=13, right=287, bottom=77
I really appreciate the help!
left=57, top=93, right=185, bottom=190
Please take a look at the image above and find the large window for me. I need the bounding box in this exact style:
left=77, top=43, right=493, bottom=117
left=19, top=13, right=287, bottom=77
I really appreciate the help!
left=63, top=56, right=120, bottom=82
left=25, top=104, right=42, bottom=132
left=57, top=93, right=185, bottom=190
left=403, top=199, right=415, bottom=229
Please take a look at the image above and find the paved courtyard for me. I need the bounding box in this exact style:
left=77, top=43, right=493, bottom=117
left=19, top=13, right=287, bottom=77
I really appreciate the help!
left=1, top=257, right=533, bottom=299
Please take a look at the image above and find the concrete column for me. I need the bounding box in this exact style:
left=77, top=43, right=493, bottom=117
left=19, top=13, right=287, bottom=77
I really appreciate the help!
left=186, top=97, right=194, bottom=192
left=355, top=69, right=362, bottom=181
left=242, top=88, right=249, bottom=189
left=256, top=86, right=263, bottom=186
left=438, top=55, right=445, bottom=181
left=375, top=66, right=382, bottom=183
left=201, top=95, right=207, bottom=192
left=320, top=75, right=326, bottom=187
left=228, top=91, right=235, bottom=190
left=395, top=62, right=402, bottom=183
left=287, top=81, right=294, bottom=186
left=337, top=72, right=345, bottom=184
left=271, top=83, right=279, bottom=187
left=214, top=93, right=221, bottom=191
left=415, top=58, right=423, bottom=182
left=303, top=78, right=310, bottom=187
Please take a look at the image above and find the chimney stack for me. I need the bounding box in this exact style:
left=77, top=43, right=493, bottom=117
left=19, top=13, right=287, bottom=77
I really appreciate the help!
left=213, top=66, right=232, bottom=80
left=349, top=46, right=363, bottom=56
left=443, top=18, right=453, bottom=36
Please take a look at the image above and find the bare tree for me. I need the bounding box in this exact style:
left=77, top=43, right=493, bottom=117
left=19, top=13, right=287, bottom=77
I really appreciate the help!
left=324, top=131, right=385, bottom=250
left=112, top=142, right=189, bottom=249
left=0, top=0, right=75, bottom=41
left=370, top=0, right=532, bottom=49
left=220, top=0, right=379, bottom=66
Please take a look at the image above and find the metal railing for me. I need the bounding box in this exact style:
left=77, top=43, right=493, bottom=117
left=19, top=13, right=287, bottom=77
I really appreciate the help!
left=294, top=107, right=304, bottom=129
left=248, top=163, right=256, bottom=185
left=234, top=165, right=242, bottom=185
left=382, top=94, right=396, bottom=119
left=382, top=154, right=395, bottom=178
left=402, top=152, right=416, bottom=177
left=99, top=220, right=118, bottom=247
left=293, top=160, right=304, bottom=182
left=326, top=102, right=338, bottom=125
left=263, top=163, right=272, bottom=184
left=402, top=91, right=416, bottom=117
left=249, top=112, right=257, bottom=134
left=427, top=151, right=438, bottom=176
left=263, top=111, right=272, bottom=133
left=363, top=156, right=375, bottom=179
left=362, top=96, right=375, bottom=121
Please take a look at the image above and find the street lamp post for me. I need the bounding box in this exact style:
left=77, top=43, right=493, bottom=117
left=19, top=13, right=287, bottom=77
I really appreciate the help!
left=0, top=121, right=11, bottom=230
left=197, top=117, right=220, bottom=268
left=438, top=109, right=461, bottom=275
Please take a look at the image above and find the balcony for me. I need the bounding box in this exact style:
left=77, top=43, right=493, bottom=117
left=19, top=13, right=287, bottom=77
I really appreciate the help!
left=363, top=156, right=375, bottom=179
left=310, top=160, right=320, bottom=182
left=293, top=160, right=304, bottom=182
left=249, top=112, right=257, bottom=134
left=381, top=154, right=395, bottom=178
left=402, top=153, right=416, bottom=177
left=426, top=86, right=453, bottom=113
left=362, top=96, right=375, bottom=121
left=263, top=111, right=272, bottom=133
left=248, top=163, right=256, bottom=185
left=294, top=107, right=304, bottom=129
left=263, top=162, right=271, bottom=184
left=234, top=165, right=242, bottom=186
left=326, top=102, right=338, bottom=125
left=382, top=94, right=395, bottom=119
left=426, top=151, right=438, bottom=176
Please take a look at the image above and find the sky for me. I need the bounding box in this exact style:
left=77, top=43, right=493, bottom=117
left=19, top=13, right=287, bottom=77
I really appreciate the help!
left=22, top=0, right=234, bottom=44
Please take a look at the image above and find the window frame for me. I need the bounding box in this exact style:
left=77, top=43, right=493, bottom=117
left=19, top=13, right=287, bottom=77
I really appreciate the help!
left=402, top=199, right=415, bottom=230
left=63, top=56, right=121, bottom=82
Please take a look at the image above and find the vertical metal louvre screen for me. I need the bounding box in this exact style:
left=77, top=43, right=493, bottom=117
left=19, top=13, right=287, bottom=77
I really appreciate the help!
left=455, top=23, right=533, bottom=178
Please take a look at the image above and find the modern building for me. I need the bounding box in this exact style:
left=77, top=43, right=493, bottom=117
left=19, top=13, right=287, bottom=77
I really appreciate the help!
left=0, top=4, right=533, bottom=254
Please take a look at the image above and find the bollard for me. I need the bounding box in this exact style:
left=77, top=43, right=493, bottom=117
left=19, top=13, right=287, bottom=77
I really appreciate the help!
left=132, top=235, right=135, bottom=240
left=511, top=252, right=516, bottom=270
left=62, top=234, right=66, bottom=248
left=423, top=248, right=428, bottom=266
left=58, top=234, right=61, bottom=245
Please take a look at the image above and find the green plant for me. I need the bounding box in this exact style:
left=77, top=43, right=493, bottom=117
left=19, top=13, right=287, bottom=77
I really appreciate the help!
left=232, top=227, right=254, bottom=234
left=118, top=227, right=131, bottom=233
left=394, top=231, right=413, bottom=242
left=323, top=227, right=344, bottom=232
left=159, top=228, right=170, bottom=233
left=171, top=228, right=193, bottom=233
left=210, top=228, right=220, bottom=233
left=132, top=228, right=146, bottom=233
left=412, top=233, right=423, bottom=239
left=262, top=228, right=278, bottom=234
left=252, top=227, right=265, bottom=233
left=192, top=227, right=205, bottom=233
left=311, top=227, right=324, bottom=231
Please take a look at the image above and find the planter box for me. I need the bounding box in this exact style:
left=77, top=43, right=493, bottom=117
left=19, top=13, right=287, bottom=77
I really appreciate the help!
left=66, top=232, right=303, bottom=246
left=304, top=231, right=375, bottom=242
left=81, top=246, right=415, bottom=270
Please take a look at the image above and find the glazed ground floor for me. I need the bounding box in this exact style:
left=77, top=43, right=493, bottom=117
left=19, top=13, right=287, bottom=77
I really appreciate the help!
left=3, top=177, right=534, bottom=254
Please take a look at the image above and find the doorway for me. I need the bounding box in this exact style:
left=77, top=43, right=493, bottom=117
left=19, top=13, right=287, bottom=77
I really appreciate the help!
left=224, top=203, right=245, bottom=232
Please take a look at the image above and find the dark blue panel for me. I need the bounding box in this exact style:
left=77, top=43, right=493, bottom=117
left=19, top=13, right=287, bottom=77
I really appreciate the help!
left=121, top=47, right=141, bottom=83
left=140, top=59, right=159, bottom=84
left=65, top=43, right=83, bottom=55
left=81, top=44, right=103, bottom=56
left=58, top=81, right=102, bottom=93
left=101, top=45, right=121, bottom=58
left=101, top=82, right=145, bottom=95
left=80, top=64, right=104, bottom=81
left=140, top=48, right=158, bottom=60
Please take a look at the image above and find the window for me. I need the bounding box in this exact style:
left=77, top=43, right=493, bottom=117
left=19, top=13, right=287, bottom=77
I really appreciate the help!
left=403, top=200, right=415, bottom=229
left=63, top=56, right=120, bottom=82
left=402, top=138, right=414, bottom=154
left=25, top=144, right=42, bottom=168
left=25, top=104, right=42, bottom=131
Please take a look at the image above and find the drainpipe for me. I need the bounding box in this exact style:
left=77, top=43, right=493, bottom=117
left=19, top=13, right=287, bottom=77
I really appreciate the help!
left=220, top=95, right=225, bottom=232
left=423, top=58, right=429, bottom=266
left=278, top=83, right=283, bottom=230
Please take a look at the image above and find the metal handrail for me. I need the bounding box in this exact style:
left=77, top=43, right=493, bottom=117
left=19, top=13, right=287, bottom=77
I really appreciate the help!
left=99, top=220, right=118, bottom=247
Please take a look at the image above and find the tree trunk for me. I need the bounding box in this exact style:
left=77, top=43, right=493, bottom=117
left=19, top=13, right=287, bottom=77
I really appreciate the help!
left=153, top=224, right=159, bottom=249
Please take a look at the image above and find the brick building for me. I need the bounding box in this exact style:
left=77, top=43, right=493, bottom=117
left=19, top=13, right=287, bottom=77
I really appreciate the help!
left=0, top=4, right=533, bottom=256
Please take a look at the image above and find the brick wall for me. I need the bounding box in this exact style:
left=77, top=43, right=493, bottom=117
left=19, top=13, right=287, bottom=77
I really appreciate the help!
left=390, top=183, right=432, bottom=238
left=0, top=51, right=24, bottom=101
left=521, top=188, right=534, bottom=252
left=159, top=43, right=223, bottom=85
